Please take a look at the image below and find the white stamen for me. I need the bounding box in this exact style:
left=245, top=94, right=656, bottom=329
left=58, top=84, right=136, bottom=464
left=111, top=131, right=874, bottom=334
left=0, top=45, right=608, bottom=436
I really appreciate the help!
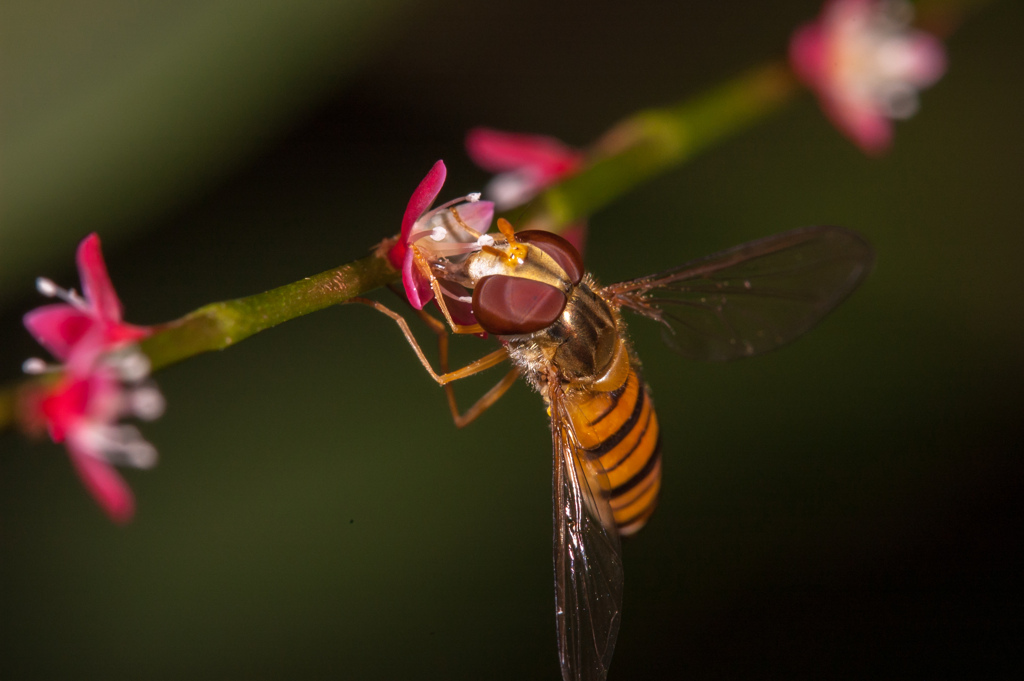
left=426, top=193, right=488, bottom=221
left=36, top=278, right=60, bottom=297
left=422, top=241, right=485, bottom=257
left=122, top=440, right=158, bottom=469
left=430, top=226, right=448, bottom=242
left=113, top=351, right=151, bottom=382
left=35, top=277, right=87, bottom=308
left=22, top=357, right=51, bottom=375
left=438, top=286, right=473, bottom=304
left=879, top=84, right=919, bottom=119
left=477, top=234, right=495, bottom=247
left=130, top=387, right=166, bottom=421
left=83, top=424, right=159, bottom=469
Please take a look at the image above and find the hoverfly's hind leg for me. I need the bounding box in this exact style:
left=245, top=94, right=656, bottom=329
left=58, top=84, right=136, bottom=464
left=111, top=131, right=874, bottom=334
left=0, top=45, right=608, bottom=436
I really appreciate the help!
left=350, top=297, right=516, bottom=428
left=447, top=367, right=519, bottom=428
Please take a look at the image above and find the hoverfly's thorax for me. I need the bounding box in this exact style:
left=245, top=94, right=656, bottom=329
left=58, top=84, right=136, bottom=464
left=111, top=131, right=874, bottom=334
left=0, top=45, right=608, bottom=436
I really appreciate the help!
left=534, top=278, right=627, bottom=390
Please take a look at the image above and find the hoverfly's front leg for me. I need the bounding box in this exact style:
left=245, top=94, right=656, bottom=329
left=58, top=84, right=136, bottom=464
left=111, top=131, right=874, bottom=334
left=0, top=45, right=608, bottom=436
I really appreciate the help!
left=351, top=297, right=518, bottom=428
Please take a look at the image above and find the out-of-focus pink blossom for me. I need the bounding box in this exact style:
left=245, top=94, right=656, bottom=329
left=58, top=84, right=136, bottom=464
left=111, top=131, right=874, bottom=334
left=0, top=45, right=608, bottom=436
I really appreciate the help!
left=388, top=160, right=495, bottom=311
left=790, top=0, right=946, bottom=154
left=31, top=358, right=164, bottom=523
left=466, top=128, right=584, bottom=209
left=24, top=233, right=150, bottom=373
left=466, top=128, right=588, bottom=253
left=22, top=233, right=163, bottom=522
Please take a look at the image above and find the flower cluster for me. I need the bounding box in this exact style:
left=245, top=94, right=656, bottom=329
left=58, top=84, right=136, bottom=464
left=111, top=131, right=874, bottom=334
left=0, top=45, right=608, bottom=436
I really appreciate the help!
left=790, top=0, right=946, bottom=154
left=22, top=234, right=163, bottom=522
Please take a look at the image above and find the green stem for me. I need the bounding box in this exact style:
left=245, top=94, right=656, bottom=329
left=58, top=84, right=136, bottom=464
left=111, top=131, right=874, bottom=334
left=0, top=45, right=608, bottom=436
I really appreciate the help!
left=141, top=250, right=396, bottom=371
left=531, top=62, right=798, bottom=230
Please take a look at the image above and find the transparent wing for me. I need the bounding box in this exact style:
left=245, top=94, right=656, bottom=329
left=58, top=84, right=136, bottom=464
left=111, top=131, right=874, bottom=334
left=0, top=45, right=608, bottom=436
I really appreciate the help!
left=602, top=226, right=874, bottom=361
left=550, top=386, right=624, bottom=681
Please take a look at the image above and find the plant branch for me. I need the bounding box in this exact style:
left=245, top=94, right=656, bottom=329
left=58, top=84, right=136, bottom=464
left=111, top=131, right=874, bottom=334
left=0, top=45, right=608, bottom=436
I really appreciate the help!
left=141, top=248, right=397, bottom=372
left=526, top=62, right=798, bottom=230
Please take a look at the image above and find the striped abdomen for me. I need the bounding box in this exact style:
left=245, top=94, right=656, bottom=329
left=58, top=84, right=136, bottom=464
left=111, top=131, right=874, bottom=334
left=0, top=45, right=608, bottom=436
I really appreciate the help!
left=567, top=367, right=662, bottom=536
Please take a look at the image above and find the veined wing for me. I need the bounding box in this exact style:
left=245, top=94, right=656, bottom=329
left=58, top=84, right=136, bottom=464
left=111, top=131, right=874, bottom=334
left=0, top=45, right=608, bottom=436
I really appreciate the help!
left=601, top=226, right=874, bottom=361
left=550, top=383, right=624, bottom=681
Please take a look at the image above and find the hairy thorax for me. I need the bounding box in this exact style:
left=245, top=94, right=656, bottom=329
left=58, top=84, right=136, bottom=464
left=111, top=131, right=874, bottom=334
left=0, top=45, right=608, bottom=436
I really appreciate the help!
left=505, top=275, right=631, bottom=397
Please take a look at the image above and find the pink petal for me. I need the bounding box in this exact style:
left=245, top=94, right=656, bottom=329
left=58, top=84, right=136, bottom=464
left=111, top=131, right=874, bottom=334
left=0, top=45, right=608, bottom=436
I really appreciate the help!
left=455, top=200, right=495, bottom=235
left=402, top=250, right=434, bottom=310
left=76, top=233, right=124, bottom=322
left=40, top=371, right=121, bottom=441
left=560, top=223, right=589, bottom=257
left=903, top=34, right=946, bottom=86
left=823, top=97, right=893, bottom=154
left=63, top=324, right=116, bottom=376
left=67, top=441, right=135, bottom=523
left=485, top=170, right=540, bottom=210
left=23, top=304, right=95, bottom=362
left=828, top=0, right=872, bottom=26
left=40, top=378, right=88, bottom=442
left=389, top=161, right=447, bottom=270
left=789, top=23, right=829, bottom=88
left=466, top=128, right=582, bottom=177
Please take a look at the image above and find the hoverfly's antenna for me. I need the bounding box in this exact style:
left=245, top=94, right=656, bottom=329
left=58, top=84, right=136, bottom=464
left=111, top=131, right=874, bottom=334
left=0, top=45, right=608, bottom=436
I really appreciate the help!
left=480, top=218, right=528, bottom=266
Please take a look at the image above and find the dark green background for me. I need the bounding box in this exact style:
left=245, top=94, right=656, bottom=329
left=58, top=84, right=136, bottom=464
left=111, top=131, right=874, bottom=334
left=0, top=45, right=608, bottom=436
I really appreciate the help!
left=2, top=1, right=1021, bottom=678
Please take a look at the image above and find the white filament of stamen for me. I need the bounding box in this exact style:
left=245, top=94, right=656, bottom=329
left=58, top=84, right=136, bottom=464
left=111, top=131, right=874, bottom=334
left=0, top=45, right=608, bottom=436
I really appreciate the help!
left=82, top=424, right=158, bottom=469
left=424, top=241, right=486, bottom=257
left=429, top=194, right=485, bottom=216
left=114, top=351, right=151, bottom=382
left=22, top=358, right=50, bottom=375
left=130, top=387, right=166, bottom=421
left=35, top=277, right=87, bottom=308
left=438, top=286, right=473, bottom=304
left=36, top=278, right=60, bottom=297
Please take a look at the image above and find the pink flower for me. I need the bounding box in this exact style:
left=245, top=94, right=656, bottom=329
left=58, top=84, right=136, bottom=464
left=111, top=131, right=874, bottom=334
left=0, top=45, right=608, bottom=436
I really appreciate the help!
left=24, top=233, right=150, bottom=374
left=790, top=0, right=946, bottom=154
left=388, top=160, right=495, bottom=311
left=22, top=232, right=163, bottom=522
left=465, top=128, right=588, bottom=252
left=466, top=128, right=584, bottom=209
left=31, top=358, right=164, bottom=523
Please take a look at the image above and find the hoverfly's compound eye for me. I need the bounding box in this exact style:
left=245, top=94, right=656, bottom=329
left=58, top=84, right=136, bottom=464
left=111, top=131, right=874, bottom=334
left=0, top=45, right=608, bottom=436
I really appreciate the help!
left=516, top=230, right=585, bottom=285
left=472, top=275, right=568, bottom=335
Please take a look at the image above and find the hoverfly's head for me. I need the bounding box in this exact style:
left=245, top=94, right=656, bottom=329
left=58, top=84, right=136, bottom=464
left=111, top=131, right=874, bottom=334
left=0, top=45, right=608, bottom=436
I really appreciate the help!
left=459, top=219, right=586, bottom=337
left=396, top=162, right=584, bottom=336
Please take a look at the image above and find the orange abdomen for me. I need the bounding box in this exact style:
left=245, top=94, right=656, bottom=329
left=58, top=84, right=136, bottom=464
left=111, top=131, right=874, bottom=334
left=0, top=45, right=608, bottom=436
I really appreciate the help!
left=567, top=368, right=662, bottom=536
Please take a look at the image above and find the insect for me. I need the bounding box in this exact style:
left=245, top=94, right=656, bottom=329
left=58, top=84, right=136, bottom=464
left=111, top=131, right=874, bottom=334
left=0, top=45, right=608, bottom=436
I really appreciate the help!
left=359, top=186, right=874, bottom=681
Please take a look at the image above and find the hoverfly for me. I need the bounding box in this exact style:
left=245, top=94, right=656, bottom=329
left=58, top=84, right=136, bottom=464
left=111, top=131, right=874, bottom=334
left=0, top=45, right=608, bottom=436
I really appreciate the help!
left=359, top=174, right=873, bottom=681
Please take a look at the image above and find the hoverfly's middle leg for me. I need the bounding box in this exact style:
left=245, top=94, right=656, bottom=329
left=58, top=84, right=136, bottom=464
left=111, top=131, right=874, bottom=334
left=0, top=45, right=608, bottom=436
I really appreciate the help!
left=351, top=297, right=518, bottom=428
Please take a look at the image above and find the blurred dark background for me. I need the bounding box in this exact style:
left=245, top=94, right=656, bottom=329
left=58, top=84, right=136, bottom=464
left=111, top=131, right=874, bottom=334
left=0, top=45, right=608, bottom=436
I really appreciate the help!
left=2, top=1, right=1022, bottom=679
